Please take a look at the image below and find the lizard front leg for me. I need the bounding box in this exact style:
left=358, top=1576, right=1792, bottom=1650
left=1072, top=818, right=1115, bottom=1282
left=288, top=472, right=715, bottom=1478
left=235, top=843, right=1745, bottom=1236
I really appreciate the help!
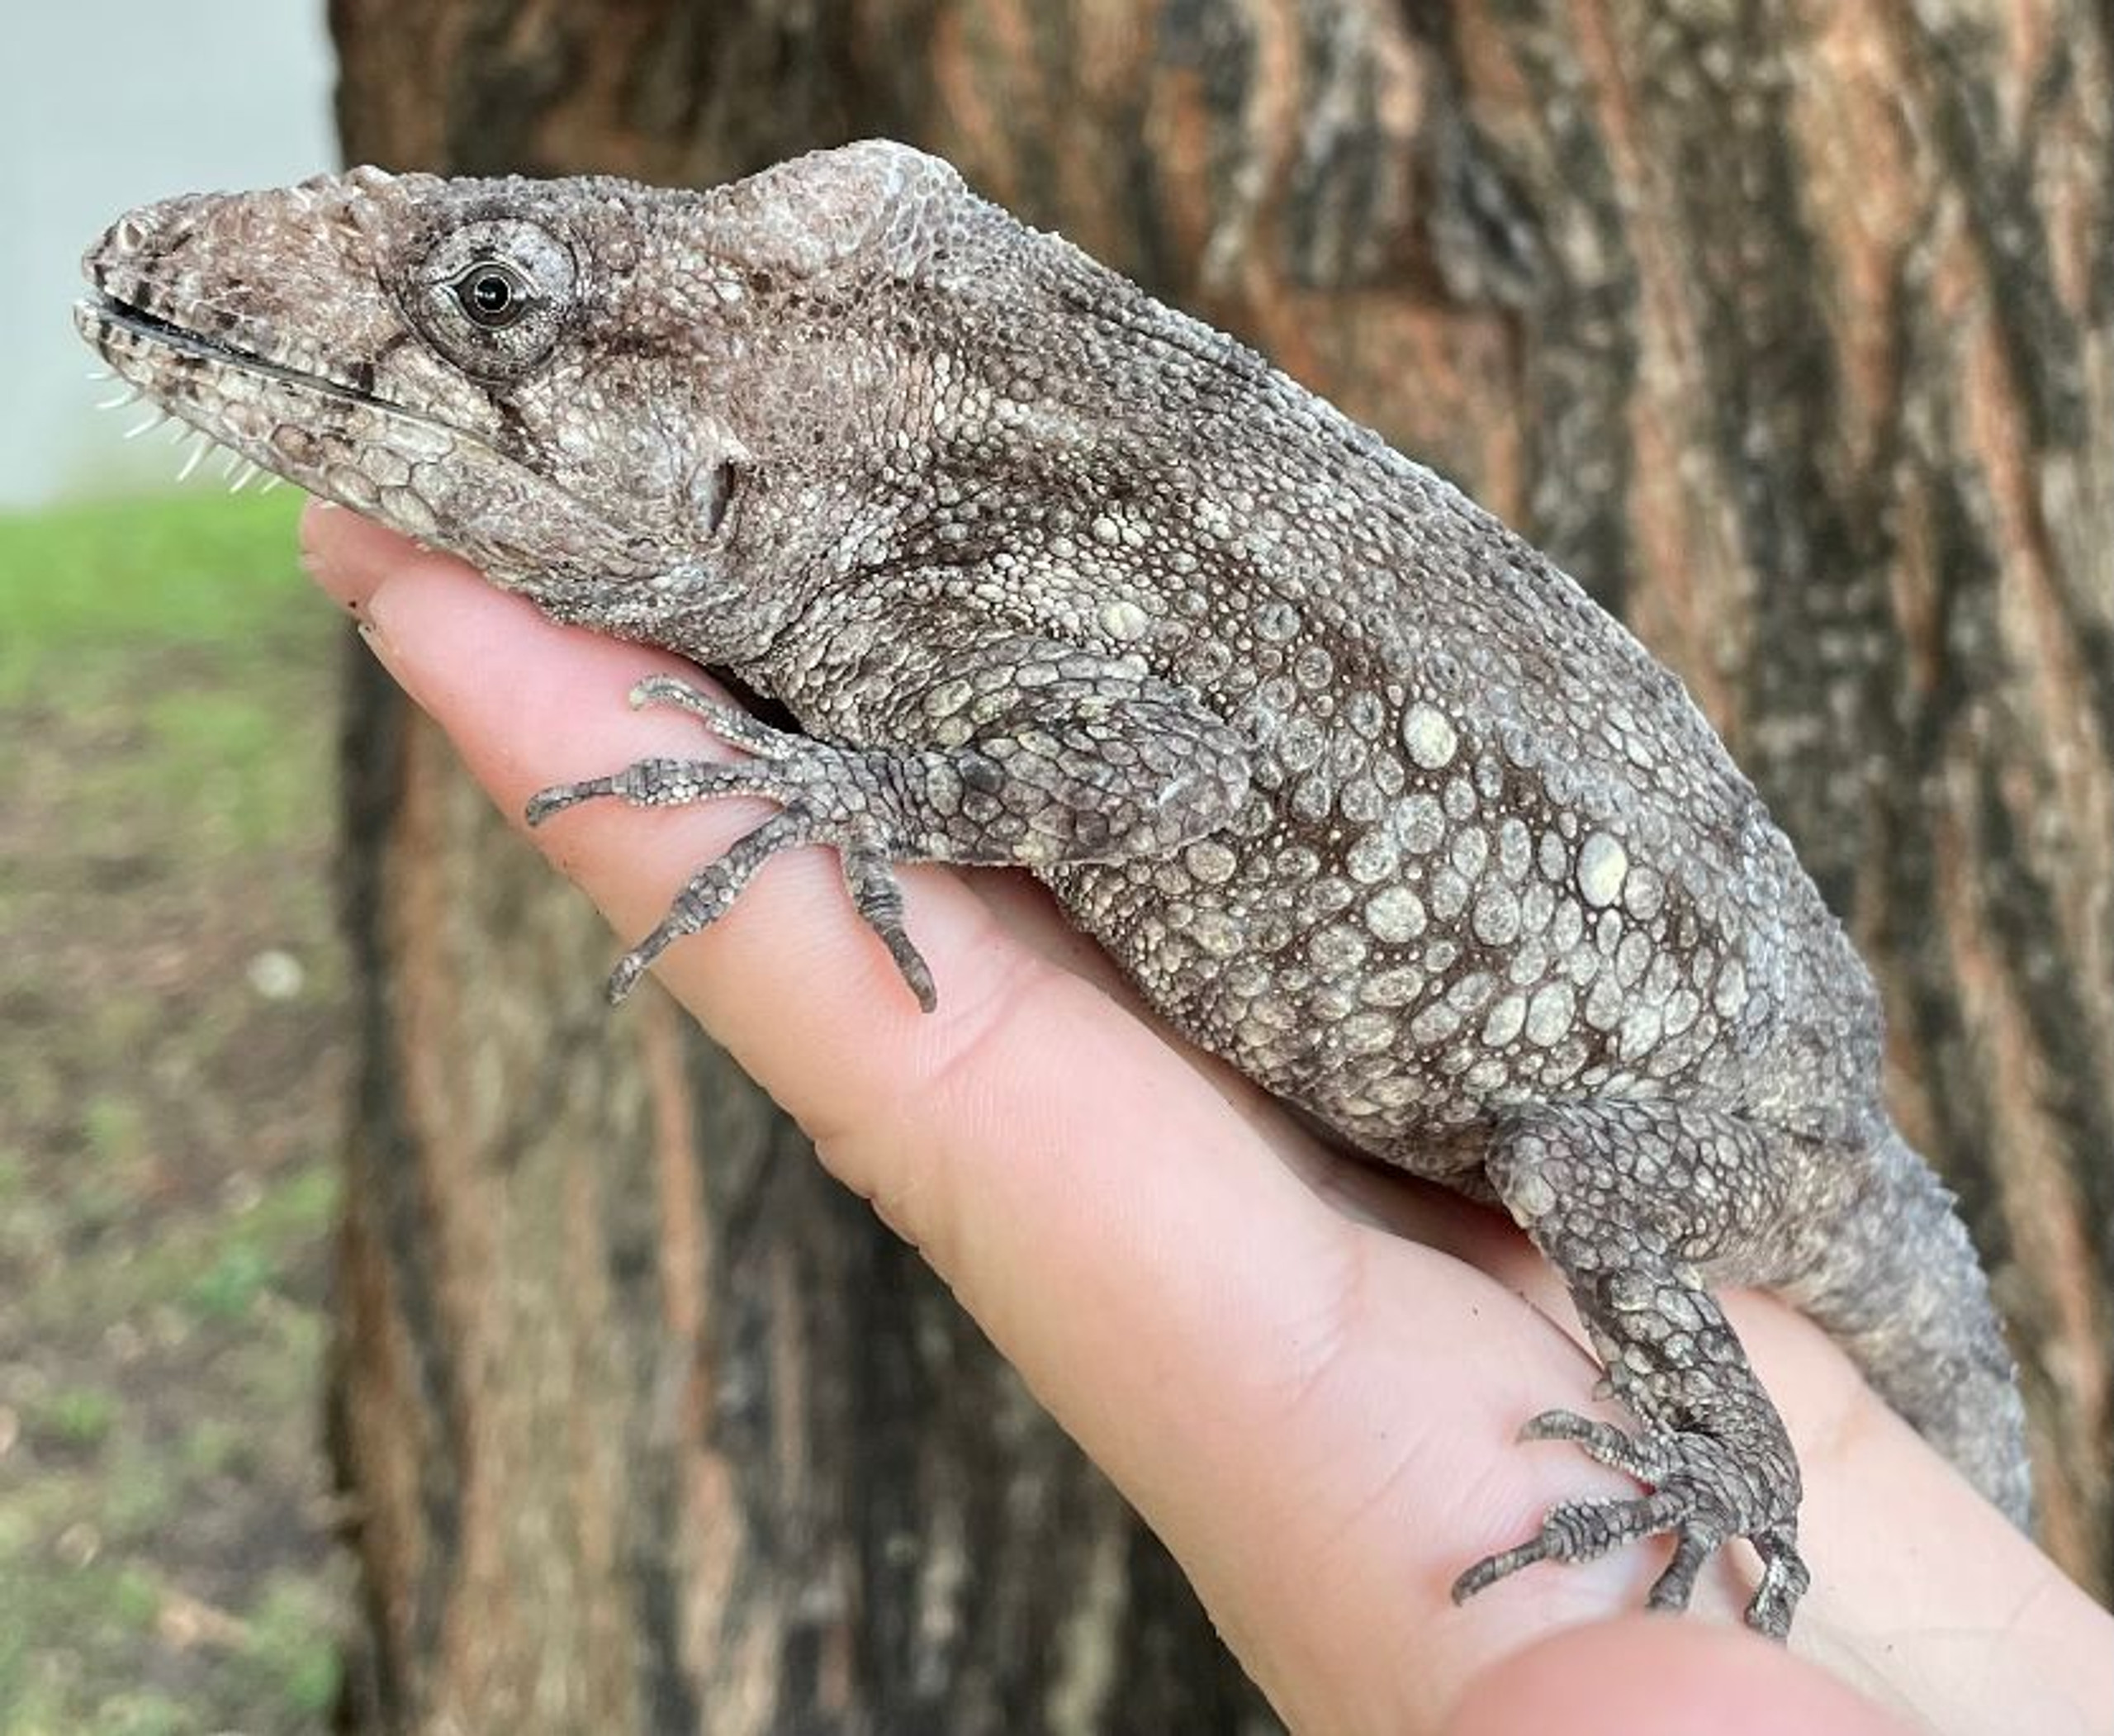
left=1453, top=1101, right=1812, bottom=1637
left=527, top=652, right=1250, bottom=1006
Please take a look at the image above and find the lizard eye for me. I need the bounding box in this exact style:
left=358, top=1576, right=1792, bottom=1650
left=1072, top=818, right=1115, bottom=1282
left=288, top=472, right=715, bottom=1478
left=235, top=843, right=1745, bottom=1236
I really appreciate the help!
left=452, top=261, right=532, bottom=328
left=410, top=216, right=575, bottom=382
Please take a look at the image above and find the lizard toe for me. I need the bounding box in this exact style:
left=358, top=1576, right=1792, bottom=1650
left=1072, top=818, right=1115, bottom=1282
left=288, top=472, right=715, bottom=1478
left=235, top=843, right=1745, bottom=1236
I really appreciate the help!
left=1455, top=1419, right=1804, bottom=1635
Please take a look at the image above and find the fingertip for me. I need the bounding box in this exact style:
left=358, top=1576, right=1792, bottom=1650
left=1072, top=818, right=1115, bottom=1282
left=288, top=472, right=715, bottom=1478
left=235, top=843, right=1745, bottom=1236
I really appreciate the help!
left=1444, top=1618, right=1913, bottom=1736
left=296, top=498, right=367, bottom=609
left=297, top=500, right=433, bottom=614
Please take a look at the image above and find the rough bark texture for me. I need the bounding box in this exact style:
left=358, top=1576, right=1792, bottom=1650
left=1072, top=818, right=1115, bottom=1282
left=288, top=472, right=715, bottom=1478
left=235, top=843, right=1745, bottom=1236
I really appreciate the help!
left=325, top=0, right=2113, bottom=1728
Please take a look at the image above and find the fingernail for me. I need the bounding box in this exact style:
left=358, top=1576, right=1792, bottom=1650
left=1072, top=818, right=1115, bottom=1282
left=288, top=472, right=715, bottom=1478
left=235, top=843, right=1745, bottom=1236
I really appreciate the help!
left=296, top=500, right=371, bottom=614
left=297, top=519, right=342, bottom=587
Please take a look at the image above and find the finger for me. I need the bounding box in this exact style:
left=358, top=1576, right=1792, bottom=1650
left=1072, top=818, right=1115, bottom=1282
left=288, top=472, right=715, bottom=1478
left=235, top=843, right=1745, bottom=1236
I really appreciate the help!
left=297, top=502, right=1534, bottom=1391
left=1446, top=1618, right=1915, bottom=1736
left=296, top=506, right=2114, bottom=1734
left=298, top=504, right=1486, bottom=1227
left=298, top=505, right=1595, bottom=1696
left=301, top=502, right=1538, bottom=1263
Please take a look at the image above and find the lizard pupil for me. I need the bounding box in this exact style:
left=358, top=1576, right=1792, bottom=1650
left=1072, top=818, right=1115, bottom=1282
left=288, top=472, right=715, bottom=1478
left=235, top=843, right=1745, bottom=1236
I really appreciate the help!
left=455, top=263, right=528, bottom=328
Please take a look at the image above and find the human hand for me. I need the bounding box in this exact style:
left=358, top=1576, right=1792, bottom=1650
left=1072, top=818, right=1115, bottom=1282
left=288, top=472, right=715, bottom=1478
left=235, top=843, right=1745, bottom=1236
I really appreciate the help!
left=301, top=503, right=2113, bottom=1736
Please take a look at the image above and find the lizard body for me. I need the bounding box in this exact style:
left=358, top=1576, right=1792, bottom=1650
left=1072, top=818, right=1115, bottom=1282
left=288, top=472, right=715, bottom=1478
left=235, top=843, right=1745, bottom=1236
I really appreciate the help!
left=77, top=141, right=2031, bottom=1636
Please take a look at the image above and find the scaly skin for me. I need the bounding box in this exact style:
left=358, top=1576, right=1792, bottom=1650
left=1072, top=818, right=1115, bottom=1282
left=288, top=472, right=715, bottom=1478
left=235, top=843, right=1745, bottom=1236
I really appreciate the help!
left=76, top=140, right=2031, bottom=1636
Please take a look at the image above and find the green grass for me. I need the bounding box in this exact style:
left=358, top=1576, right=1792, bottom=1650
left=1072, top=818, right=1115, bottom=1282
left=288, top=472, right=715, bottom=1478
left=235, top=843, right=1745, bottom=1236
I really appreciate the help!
left=0, top=492, right=323, bottom=855
left=36, top=1387, right=120, bottom=1451
left=0, top=491, right=306, bottom=694
left=0, top=489, right=348, bottom=1734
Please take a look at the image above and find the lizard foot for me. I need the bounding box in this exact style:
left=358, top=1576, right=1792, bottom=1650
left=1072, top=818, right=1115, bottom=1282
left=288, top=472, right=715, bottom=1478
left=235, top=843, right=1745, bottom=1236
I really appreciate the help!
left=526, top=676, right=936, bottom=1008
left=1450, top=1408, right=1808, bottom=1639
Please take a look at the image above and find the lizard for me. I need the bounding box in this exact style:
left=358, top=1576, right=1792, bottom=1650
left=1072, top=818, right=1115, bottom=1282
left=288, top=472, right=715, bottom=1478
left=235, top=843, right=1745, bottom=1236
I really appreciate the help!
left=75, top=140, right=2032, bottom=1639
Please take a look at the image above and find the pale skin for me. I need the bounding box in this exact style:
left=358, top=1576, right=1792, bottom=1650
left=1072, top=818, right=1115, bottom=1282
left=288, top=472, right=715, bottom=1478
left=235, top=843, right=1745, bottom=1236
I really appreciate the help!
left=303, top=502, right=2114, bottom=1736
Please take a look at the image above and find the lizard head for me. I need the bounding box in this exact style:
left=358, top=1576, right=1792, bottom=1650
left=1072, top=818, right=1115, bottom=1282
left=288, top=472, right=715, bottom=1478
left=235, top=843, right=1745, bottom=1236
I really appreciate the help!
left=76, top=142, right=972, bottom=657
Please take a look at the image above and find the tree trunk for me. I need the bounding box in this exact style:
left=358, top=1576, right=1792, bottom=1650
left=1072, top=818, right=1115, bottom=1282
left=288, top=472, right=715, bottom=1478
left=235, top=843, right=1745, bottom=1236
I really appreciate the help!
left=325, top=0, right=2113, bottom=1728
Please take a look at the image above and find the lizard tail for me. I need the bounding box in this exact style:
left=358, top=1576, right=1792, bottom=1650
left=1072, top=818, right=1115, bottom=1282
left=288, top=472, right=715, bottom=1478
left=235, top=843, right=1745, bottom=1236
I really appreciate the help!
left=1780, top=1126, right=2034, bottom=1529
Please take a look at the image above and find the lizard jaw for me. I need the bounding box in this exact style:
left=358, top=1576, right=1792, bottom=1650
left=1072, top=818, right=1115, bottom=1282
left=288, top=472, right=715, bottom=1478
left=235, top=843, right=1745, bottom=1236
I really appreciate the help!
left=73, top=287, right=665, bottom=603
left=75, top=285, right=479, bottom=543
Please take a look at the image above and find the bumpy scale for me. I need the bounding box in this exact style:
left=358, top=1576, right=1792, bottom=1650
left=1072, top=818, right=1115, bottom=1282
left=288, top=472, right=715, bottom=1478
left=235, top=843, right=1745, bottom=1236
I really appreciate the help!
left=76, top=141, right=2032, bottom=1637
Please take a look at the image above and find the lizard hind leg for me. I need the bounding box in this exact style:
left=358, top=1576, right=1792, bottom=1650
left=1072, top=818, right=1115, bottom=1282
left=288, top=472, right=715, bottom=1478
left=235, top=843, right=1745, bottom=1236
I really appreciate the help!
left=1453, top=1102, right=1811, bottom=1638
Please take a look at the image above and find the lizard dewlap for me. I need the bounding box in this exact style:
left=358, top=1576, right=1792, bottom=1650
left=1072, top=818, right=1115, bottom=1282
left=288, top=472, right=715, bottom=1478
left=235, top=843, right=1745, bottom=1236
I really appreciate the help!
left=77, top=140, right=2031, bottom=1638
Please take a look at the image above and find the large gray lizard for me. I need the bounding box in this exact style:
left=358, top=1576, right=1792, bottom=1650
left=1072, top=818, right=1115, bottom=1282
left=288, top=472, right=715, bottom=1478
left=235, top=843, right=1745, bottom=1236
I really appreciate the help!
left=75, top=140, right=2031, bottom=1638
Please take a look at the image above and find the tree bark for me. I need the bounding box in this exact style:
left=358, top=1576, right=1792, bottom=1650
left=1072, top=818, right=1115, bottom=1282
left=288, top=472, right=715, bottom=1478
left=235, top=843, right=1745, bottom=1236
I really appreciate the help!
left=325, top=1, right=2113, bottom=1728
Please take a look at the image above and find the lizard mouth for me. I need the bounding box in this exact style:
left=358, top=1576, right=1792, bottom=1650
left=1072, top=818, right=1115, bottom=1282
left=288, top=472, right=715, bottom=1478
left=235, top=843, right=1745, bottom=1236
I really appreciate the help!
left=75, top=284, right=688, bottom=606
left=83, top=293, right=344, bottom=391
left=76, top=287, right=504, bottom=559
left=76, top=290, right=443, bottom=429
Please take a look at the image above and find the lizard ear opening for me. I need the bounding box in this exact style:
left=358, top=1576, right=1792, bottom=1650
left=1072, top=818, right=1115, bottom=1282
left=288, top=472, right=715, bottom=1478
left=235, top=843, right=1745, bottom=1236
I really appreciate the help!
left=692, top=456, right=737, bottom=538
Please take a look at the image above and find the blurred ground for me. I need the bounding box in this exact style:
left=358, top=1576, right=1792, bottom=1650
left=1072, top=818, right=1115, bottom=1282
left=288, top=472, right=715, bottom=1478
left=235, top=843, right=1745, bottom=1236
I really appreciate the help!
left=0, top=491, right=349, bottom=1733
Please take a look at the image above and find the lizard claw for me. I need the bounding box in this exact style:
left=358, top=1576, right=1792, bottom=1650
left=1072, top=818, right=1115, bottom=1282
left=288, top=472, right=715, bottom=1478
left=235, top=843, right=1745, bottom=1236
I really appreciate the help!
left=1451, top=1413, right=1807, bottom=1639
left=842, top=844, right=937, bottom=1012
left=524, top=779, right=610, bottom=826
left=526, top=757, right=754, bottom=826
left=604, top=946, right=652, bottom=1005
left=1518, top=1408, right=1647, bottom=1470
left=627, top=674, right=785, bottom=757
left=1452, top=1487, right=1691, bottom=1607
left=595, top=813, right=936, bottom=1010
left=602, top=810, right=815, bottom=1003
left=525, top=681, right=940, bottom=1009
